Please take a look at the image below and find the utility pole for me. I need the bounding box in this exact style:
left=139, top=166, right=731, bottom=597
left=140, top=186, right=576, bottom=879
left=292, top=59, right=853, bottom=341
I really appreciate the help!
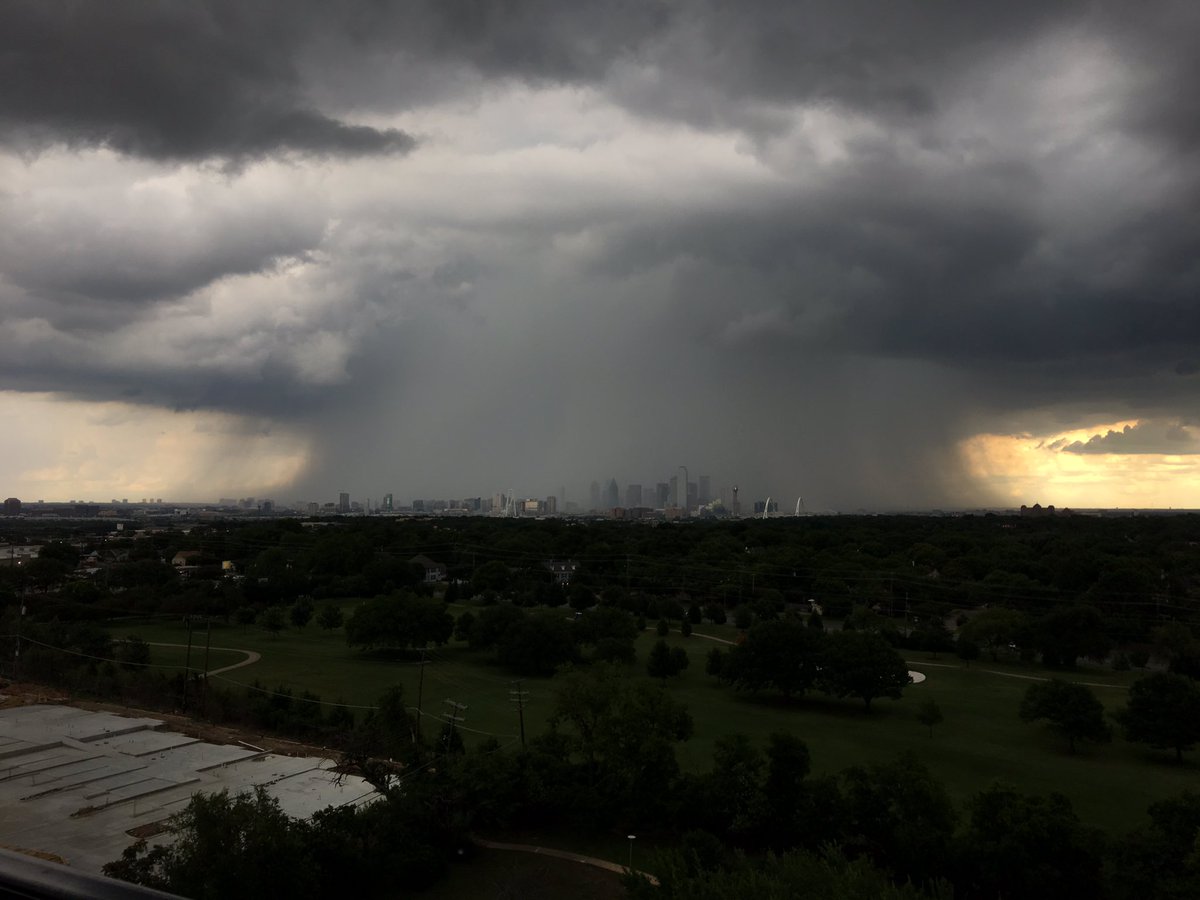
left=509, top=681, right=529, bottom=749
left=182, top=617, right=193, bottom=711
left=415, top=648, right=427, bottom=743
left=441, top=698, right=467, bottom=757
left=201, top=617, right=212, bottom=707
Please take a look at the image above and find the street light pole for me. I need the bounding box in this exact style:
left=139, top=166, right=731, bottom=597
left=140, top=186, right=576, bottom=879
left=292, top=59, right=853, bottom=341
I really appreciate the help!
left=627, top=834, right=636, bottom=872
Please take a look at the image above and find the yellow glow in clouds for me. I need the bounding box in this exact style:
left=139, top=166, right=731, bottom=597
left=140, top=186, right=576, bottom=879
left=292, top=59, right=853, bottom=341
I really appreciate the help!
left=0, top=391, right=310, bottom=501
left=961, top=420, right=1200, bottom=508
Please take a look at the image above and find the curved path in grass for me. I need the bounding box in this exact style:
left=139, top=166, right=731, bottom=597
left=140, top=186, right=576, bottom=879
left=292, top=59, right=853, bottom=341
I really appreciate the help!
left=904, top=659, right=1127, bottom=689
left=471, top=836, right=658, bottom=885
left=146, top=642, right=262, bottom=677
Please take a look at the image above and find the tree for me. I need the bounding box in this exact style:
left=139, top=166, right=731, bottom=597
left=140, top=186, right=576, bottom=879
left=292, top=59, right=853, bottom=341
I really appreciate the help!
left=550, top=664, right=693, bottom=824
left=839, top=753, right=957, bottom=886
left=117, top=635, right=152, bottom=669
left=721, top=619, right=824, bottom=698
left=258, top=605, right=286, bottom=637
left=1036, top=605, right=1112, bottom=669
left=496, top=613, right=579, bottom=675
left=578, top=606, right=639, bottom=663
left=1019, top=679, right=1111, bottom=753
left=954, top=785, right=1104, bottom=900
left=705, top=646, right=725, bottom=678
left=680, top=619, right=692, bottom=638
left=817, top=630, right=909, bottom=710
left=453, top=610, right=475, bottom=642
left=316, top=602, right=344, bottom=631
left=916, top=699, right=943, bottom=738
left=344, top=592, right=453, bottom=652
left=290, top=597, right=314, bottom=630
left=688, top=603, right=703, bottom=624
left=657, top=618, right=670, bottom=637
left=958, top=608, right=1030, bottom=661
left=703, top=603, right=726, bottom=625
left=956, top=637, right=980, bottom=667
left=647, top=639, right=689, bottom=682
left=103, top=788, right=317, bottom=899
left=1117, top=672, right=1200, bottom=762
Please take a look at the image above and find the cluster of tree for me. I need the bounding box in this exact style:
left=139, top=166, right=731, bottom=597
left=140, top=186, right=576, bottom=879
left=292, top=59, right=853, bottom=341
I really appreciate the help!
left=1017, top=672, right=1200, bottom=762
left=344, top=591, right=453, bottom=652
left=104, top=783, right=460, bottom=900
left=709, top=617, right=910, bottom=709
left=9, top=511, right=1200, bottom=680
left=454, top=604, right=641, bottom=675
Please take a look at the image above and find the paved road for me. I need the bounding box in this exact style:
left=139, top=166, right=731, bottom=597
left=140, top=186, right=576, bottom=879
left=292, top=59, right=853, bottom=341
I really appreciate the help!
left=471, top=836, right=659, bottom=885
left=146, top=642, right=262, bottom=676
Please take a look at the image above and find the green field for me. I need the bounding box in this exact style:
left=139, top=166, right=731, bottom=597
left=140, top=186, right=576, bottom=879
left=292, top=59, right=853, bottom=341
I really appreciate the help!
left=119, top=608, right=1196, bottom=835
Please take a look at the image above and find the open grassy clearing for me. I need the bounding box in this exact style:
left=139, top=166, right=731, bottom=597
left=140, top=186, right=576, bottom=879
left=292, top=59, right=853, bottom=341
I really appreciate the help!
left=118, top=610, right=1194, bottom=834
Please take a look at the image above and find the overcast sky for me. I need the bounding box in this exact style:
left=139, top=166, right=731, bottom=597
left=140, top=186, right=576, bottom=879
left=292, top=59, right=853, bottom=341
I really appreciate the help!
left=2, top=1, right=1199, bottom=509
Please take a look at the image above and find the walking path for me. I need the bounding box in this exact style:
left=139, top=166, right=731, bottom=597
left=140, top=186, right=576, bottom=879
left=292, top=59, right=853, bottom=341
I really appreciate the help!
left=471, top=836, right=658, bottom=885
left=904, top=659, right=1128, bottom=689
left=146, top=642, right=262, bottom=677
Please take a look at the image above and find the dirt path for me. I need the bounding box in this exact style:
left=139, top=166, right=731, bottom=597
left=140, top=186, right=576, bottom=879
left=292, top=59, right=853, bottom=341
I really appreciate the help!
left=146, top=642, right=262, bottom=676
left=471, top=836, right=658, bottom=885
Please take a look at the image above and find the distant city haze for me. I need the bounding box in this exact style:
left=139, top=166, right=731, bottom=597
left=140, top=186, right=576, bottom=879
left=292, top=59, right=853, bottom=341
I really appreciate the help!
left=2, top=3, right=1199, bottom=509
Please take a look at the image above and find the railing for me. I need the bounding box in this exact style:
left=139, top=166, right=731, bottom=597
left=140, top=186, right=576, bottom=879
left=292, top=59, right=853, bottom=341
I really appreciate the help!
left=0, top=847, right=183, bottom=900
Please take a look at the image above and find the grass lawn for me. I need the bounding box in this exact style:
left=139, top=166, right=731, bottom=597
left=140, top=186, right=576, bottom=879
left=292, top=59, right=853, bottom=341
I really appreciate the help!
left=118, top=610, right=1195, bottom=835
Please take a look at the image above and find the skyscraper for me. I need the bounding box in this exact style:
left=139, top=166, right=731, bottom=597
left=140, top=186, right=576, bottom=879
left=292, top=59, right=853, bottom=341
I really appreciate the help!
left=590, top=480, right=601, bottom=511
left=698, top=475, right=711, bottom=505
left=338, top=492, right=350, bottom=513
left=383, top=493, right=393, bottom=512
left=655, top=482, right=670, bottom=507
left=605, top=478, right=620, bottom=509
left=625, top=483, right=643, bottom=508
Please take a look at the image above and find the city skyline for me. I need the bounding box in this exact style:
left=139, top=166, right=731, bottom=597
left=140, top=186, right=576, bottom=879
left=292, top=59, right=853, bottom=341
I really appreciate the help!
left=2, top=3, right=1199, bottom=510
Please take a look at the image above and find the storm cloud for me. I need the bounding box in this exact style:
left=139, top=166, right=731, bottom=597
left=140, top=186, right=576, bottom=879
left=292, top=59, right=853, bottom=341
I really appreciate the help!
left=1, top=1, right=1199, bottom=508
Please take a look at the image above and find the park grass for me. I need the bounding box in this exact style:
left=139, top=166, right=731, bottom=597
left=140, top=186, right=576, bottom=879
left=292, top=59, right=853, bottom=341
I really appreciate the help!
left=117, top=611, right=1195, bottom=835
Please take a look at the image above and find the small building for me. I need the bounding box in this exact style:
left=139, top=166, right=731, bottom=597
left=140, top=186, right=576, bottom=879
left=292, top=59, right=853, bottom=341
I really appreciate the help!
left=409, top=554, right=447, bottom=583
left=171, top=550, right=204, bottom=567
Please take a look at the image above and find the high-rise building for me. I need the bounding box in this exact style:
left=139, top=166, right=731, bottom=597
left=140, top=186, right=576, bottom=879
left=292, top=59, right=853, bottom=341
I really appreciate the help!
left=605, top=478, right=620, bottom=509
left=338, top=492, right=350, bottom=513
left=545, top=495, right=558, bottom=515
left=383, top=493, right=394, bottom=511
left=669, top=475, right=679, bottom=506
left=698, top=475, right=711, bottom=505
left=625, top=484, right=643, bottom=508
left=590, top=480, right=601, bottom=511
left=687, top=482, right=698, bottom=510
left=655, top=482, right=670, bottom=507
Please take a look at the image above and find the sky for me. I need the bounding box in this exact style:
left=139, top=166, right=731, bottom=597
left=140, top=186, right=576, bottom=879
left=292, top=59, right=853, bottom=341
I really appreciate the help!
left=2, top=1, right=1199, bottom=510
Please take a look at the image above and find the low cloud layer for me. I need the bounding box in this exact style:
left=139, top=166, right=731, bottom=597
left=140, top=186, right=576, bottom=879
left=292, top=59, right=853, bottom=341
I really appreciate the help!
left=2, top=2, right=1199, bottom=507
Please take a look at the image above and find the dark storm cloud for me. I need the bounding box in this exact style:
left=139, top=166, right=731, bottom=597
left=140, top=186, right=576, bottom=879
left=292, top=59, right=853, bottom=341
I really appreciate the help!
left=0, top=1, right=414, bottom=162
left=1061, top=421, right=1200, bottom=455
left=3, top=0, right=1200, bottom=507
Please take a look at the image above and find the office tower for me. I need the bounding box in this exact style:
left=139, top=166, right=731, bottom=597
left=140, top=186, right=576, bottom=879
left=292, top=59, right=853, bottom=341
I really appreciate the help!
left=669, top=475, right=679, bottom=506
left=687, top=481, right=698, bottom=510
left=698, top=475, right=711, bottom=505
left=655, top=482, right=669, bottom=507
left=625, top=484, right=643, bottom=508
left=338, top=492, right=350, bottom=513
left=590, top=480, right=601, bottom=511
left=383, top=493, right=393, bottom=512
left=605, top=478, right=620, bottom=509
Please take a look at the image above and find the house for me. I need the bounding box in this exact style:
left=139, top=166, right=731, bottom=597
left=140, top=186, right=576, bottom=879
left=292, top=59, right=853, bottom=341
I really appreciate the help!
left=543, top=559, right=579, bottom=585
left=409, top=555, right=447, bottom=583
left=172, top=550, right=204, bottom=567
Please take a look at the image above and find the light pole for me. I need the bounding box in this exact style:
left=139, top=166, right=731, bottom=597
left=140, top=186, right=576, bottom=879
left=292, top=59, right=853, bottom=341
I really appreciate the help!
left=627, top=834, right=636, bottom=872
